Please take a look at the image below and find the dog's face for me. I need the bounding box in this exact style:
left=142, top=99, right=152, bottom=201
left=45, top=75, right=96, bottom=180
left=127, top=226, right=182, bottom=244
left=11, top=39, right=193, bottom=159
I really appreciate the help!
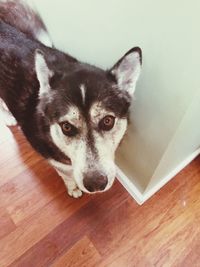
left=35, top=47, right=142, bottom=193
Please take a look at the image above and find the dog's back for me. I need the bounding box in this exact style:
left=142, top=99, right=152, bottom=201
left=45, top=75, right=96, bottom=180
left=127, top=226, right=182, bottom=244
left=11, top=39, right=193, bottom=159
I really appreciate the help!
left=0, top=0, right=52, bottom=47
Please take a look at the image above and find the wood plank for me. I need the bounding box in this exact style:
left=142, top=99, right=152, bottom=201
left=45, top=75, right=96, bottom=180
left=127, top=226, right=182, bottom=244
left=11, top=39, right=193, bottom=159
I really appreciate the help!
left=1, top=120, right=200, bottom=267
left=6, top=170, right=65, bottom=224
left=0, top=127, right=42, bottom=186
left=0, top=208, right=16, bottom=239
left=9, top=182, right=128, bottom=267
left=175, top=233, right=200, bottom=267
left=0, top=193, right=90, bottom=267
left=90, top=157, right=200, bottom=267
left=0, top=160, right=53, bottom=208
left=52, top=236, right=101, bottom=267
left=97, top=249, right=151, bottom=267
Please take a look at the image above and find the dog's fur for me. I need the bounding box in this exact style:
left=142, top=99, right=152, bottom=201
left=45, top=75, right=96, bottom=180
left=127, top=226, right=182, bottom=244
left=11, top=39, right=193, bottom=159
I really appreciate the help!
left=0, top=0, right=142, bottom=197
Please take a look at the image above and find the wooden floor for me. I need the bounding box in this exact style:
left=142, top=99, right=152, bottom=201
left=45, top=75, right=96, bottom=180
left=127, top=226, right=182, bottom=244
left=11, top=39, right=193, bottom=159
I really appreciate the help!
left=0, top=120, right=200, bottom=267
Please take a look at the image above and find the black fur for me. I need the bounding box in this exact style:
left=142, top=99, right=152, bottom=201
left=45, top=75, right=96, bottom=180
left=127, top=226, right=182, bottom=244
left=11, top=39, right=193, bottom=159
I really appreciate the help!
left=0, top=20, right=131, bottom=163
left=0, top=0, right=48, bottom=40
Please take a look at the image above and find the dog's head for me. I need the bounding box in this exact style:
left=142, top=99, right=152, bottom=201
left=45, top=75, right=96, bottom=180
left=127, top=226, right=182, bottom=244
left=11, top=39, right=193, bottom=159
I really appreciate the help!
left=35, top=47, right=142, bottom=193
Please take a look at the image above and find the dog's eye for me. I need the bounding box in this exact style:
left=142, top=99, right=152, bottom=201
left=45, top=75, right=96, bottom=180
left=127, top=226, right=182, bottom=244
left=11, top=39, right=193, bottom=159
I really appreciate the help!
left=60, top=122, right=78, bottom=137
left=99, top=115, right=115, bottom=131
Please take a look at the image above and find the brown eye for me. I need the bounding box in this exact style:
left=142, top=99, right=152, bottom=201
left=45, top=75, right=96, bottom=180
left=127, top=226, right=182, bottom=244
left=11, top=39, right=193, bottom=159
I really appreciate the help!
left=60, top=122, right=78, bottom=137
left=62, top=122, right=71, bottom=132
left=99, top=115, right=115, bottom=131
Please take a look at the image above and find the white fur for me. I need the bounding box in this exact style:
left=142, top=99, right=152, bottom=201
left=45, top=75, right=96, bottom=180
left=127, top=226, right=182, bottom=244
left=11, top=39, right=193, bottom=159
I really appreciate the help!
left=50, top=121, right=88, bottom=192
left=35, top=51, right=53, bottom=97
left=90, top=102, right=115, bottom=123
left=112, top=51, right=141, bottom=95
left=90, top=102, right=128, bottom=189
left=50, top=102, right=128, bottom=194
left=49, top=159, right=82, bottom=198
left=80, top=84, right=86, bottom=105
left=59, top=106, right=82, bottom=127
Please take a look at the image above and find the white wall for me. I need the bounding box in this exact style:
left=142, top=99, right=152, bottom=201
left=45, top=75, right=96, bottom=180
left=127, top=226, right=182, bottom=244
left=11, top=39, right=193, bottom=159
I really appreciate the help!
left=145, top=89, right=200, bottom=193
left=34, top=0, right=200, bottom=197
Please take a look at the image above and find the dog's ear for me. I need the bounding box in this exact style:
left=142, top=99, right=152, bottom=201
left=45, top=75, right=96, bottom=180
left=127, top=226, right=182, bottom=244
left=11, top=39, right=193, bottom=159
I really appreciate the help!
left=35, top=49, right=53, bottom=97
left=109, top=47, right=142, bottom=96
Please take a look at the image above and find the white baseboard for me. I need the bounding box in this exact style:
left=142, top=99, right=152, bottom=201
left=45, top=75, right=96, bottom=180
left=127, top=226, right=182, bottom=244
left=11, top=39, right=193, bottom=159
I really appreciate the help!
left=116, top=167, right=144, bottom=205
left=117, top=148, right=200, bottom=205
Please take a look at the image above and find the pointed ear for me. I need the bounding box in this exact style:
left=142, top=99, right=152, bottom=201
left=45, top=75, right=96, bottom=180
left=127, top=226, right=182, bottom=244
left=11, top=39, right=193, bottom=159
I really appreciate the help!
left=109, top=47, right=142, bottom=96
left=35, top=49, right=53, bottom=97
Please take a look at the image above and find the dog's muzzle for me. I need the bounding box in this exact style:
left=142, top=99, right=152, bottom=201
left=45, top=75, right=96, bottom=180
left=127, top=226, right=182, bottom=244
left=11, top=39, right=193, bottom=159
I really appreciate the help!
left=83, top=171, right=108, bottom=192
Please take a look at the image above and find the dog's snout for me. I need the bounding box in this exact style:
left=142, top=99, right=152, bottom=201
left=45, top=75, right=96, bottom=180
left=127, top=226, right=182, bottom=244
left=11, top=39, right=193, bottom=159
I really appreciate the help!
left=83, top=172, right=108, bottom=192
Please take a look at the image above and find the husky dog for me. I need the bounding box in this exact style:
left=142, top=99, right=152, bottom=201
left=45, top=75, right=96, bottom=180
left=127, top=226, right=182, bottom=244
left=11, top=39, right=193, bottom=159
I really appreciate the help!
left=0, top=0, right=142, bottom=198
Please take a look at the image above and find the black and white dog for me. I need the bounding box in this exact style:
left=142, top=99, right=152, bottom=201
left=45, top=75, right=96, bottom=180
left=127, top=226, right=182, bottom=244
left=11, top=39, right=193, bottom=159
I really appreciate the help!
left=0, top=0, right=142, bottom=197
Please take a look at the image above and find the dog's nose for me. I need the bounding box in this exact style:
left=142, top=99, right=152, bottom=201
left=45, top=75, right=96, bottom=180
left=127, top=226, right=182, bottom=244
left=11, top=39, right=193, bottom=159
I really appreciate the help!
left=83, top=172, right=108, bottom=192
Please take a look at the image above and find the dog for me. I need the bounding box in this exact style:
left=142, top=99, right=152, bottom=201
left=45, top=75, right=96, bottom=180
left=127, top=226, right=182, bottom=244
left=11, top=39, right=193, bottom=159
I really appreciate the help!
left=0, top=0, right=142, bottom=198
